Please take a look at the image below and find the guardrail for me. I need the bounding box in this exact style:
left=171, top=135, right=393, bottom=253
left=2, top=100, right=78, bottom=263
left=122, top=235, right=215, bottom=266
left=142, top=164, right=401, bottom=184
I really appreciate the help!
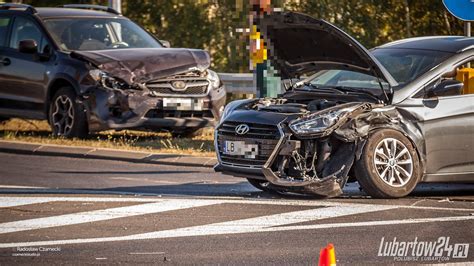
left=218, top=73, right=255, bottom=94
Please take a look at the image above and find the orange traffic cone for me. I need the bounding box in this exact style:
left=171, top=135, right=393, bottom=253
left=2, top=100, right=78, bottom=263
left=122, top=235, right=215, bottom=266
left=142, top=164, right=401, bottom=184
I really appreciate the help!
left=318, top=243, right=336, bottom=266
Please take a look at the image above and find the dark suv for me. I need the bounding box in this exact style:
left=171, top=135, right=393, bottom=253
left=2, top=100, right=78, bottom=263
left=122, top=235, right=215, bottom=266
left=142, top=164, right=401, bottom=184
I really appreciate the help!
left=0, top=4, right=226, bottom=138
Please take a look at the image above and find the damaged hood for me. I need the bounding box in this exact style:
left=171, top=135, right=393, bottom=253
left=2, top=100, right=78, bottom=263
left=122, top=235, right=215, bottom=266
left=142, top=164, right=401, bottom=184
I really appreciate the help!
left=259, top=12, right=397, bottom=87
left=71, top=48, right=210, bottom=85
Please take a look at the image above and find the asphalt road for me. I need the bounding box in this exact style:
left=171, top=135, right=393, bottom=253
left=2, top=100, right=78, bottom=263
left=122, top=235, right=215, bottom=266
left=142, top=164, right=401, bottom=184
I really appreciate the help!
left=0, top=151, right=473, bottom=265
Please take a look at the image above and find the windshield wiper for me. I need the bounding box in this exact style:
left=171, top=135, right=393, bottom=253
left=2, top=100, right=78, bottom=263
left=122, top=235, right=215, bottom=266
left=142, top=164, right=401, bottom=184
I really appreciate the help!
left=333, top=86, right=383, bottom=102
left=294, top=82, right=345, bottom=94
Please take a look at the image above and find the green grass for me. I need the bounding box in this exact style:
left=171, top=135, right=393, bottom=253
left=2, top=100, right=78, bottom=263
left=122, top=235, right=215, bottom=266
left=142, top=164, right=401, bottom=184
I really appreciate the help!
left=0, top=119, right=215, bottom=157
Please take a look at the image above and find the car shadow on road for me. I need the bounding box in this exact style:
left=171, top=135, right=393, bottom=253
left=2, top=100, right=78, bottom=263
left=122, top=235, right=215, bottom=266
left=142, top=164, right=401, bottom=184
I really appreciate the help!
left=52, top=170, right=203, bottom=175
left=0, top=181, right=472, bottom=201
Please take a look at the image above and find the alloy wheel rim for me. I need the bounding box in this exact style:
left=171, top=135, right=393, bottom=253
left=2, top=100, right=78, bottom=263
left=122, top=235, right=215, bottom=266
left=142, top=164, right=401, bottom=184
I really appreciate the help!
left=51, top=95, right=74, bottom=136
left=373, top=138, right=413, bottom=187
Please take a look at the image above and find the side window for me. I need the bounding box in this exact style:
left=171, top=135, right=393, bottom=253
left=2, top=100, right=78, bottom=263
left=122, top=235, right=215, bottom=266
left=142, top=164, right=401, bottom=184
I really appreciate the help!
left=0, top=16, right=11, bottom=47
left=414, top=60, right=474, bottom=98
left=9, top=16, right=45, bottom=53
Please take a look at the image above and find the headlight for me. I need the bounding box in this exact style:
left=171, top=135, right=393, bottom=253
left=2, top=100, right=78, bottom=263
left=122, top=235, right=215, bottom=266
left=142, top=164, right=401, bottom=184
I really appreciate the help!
left=289, top=108, right=349, bottom=136
left=89, top=69, right=128, bottom=90
left=206, top=69, right=221, bottom=89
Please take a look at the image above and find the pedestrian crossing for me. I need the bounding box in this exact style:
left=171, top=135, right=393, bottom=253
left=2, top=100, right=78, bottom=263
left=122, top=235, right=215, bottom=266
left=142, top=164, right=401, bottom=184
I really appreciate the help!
left=0, top=196, right=472, bottom=249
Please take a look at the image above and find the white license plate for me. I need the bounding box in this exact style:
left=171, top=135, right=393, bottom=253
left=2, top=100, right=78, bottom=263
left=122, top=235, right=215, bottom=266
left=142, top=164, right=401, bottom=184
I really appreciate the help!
left=223, top=141, right=258, bottom=159
left=163, top=98, right=203, bottom=111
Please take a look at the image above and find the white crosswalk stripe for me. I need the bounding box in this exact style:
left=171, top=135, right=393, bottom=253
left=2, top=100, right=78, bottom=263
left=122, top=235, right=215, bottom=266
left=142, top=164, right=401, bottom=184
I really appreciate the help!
left=0, top=196, right=472, bottom=249
left=0, top=199, right=217, bottom=234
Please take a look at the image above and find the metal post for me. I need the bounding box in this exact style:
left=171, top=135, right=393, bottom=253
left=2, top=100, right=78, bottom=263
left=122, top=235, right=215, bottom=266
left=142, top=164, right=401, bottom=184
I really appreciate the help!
left=466, top=22, right=471, bottom=68
left=108, top=0, right=121, bottom=14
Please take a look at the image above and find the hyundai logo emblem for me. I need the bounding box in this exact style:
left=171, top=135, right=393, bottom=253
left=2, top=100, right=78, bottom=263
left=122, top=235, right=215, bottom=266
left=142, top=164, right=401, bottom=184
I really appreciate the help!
left=235, top=124, right=250, bottom=135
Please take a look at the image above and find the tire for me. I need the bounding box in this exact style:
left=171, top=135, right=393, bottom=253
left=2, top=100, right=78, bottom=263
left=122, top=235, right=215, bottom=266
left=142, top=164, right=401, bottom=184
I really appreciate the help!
left=171, top=128, right=204, bottom=138
left=49, top=87, right=88, bottom=138
left=355, top=129, right=421, bottom=198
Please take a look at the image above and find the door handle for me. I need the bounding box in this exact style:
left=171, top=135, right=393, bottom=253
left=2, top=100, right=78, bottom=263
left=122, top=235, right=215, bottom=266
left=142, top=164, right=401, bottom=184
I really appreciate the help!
left=0, top=58, right=11, bottom=66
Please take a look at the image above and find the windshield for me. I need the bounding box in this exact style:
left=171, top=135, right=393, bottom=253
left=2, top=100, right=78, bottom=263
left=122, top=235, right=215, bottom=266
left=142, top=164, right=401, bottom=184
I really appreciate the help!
left=372, top=48, right=452, bottom=86
left=306, top=69, right=389, bottom=90
left=43, top=18, right=162, bottom=51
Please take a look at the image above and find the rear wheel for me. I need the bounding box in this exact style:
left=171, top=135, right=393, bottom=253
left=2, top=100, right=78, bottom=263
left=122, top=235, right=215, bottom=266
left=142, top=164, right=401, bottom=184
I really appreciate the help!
left=49, top=87, right=88, bottom=138
left=355, top=129, right=421, bottom=198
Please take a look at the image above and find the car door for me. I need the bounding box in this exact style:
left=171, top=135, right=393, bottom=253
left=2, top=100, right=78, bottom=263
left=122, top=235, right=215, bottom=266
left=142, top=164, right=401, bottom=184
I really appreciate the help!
left=0, top=14, right=14, bottom=115
left=0, top=15, right=51, bottom=119
left=420, top=60, right=474, bottom=180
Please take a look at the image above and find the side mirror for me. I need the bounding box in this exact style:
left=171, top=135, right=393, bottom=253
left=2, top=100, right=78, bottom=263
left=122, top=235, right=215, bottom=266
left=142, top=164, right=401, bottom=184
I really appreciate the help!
left=18, top=39, right=38, bottom=54
left=427, top=79, right=464, bottom=98
left=159, top=40, right=170, bottom=48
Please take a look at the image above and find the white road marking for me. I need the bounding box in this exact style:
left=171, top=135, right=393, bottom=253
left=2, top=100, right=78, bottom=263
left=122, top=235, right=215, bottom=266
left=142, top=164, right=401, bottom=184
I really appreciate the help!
left=0, top=185, right=47, bottom=189
left=0, top=196, right=473, bottom=212
left=0, top=199, right=217, bottom=234
left=109, top=177, right=180, bottom=184
left=0, top=196, right=472, bottom=248
left=1, top=210, right=470, bottom=248
left=129, top=252, right=166, bottom=255
left=0, top=197, right=54, bottom=208
left=0, top=203, right=396, bottom=248
left=269, top=215, right=474, bottom=232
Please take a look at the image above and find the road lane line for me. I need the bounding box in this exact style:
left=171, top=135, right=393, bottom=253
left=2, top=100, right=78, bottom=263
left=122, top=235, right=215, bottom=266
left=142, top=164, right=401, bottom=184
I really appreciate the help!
left=0, top=185, right=48, bottom=189
left=0, top=203, right=396, bottom=247
left=0, top=197, right=54, bottom=208
left=267, top=215, right=474, bottom=232
left=0, top=196, right=472, bottom=211
left=0, top=199, right=218, bottom=234
left=0, top=215, right=471, bottom=249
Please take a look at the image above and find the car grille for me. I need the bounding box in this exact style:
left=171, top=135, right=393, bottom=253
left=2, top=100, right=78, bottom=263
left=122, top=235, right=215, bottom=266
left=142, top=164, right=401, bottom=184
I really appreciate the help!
left=216, top=121, right=281, bottom=167
left=146, top=75, right=209, bottom=96
left=145, top=110, right=214, bottom=119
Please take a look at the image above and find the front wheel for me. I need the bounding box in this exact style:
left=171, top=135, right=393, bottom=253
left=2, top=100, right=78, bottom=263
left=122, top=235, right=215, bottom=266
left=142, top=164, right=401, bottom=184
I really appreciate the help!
left=355, top=129, right=421, bottom=198
left=49, top=87, right=88, bottom=138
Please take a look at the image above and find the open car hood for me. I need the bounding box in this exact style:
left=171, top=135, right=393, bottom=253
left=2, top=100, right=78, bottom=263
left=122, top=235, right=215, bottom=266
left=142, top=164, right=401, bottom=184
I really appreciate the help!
left=259, top=12, right=397, bottom=88
left=71, top=48, right=210, bottom=85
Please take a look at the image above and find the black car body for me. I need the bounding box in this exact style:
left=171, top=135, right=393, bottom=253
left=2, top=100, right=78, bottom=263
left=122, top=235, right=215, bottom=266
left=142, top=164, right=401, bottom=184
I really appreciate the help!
left=215, top=12, right=474, bottom=198
left=0, top=4, right=225, bottom=137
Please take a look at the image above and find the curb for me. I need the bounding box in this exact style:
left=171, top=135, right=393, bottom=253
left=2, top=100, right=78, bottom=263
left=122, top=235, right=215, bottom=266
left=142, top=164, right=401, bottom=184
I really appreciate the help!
left=0, top=140, right=217, bottom=168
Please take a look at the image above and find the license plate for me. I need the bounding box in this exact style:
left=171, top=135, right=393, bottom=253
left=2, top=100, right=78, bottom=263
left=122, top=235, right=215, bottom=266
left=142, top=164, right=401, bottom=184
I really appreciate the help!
left=223, top=141, right=258, bottom=159
left=163, top=98, right=203, bottom=111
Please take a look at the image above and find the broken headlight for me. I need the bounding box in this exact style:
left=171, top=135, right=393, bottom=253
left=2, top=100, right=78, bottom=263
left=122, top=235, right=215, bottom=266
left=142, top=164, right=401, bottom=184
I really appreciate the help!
left=89, top=69, right=128, bottom=90
left=289, top=108, right=348, bottom=136
left=206, top=69, right=222, bottom=89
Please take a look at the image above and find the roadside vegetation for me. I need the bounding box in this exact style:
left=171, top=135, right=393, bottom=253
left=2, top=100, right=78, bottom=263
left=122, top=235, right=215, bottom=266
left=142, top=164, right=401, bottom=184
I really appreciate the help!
left=0, top=119, right=215, bottom=157
left=23, top=0, right=464, bottom=73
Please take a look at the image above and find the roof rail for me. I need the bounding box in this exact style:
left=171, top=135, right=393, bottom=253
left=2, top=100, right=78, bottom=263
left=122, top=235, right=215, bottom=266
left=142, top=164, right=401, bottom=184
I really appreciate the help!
left=0, top=3, right=37, bottom=14
left=61, top=4, right=120, bottom=15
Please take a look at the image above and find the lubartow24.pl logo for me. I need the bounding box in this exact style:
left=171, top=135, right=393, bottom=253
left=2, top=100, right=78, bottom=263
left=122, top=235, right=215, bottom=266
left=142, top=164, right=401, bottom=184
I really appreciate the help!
left=378, top=236, right=470, bottom=262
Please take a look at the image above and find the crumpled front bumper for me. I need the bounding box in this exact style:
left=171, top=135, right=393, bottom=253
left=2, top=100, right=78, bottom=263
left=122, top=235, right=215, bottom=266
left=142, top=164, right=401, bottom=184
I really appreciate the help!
left=82, top=85, right=226, bottom=132
left=215, top=123, right=356, bottom=197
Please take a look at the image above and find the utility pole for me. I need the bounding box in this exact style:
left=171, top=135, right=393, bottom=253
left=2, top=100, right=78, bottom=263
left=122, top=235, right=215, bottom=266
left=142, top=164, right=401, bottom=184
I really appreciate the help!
left=465, top=21, right=471, bottom=37
left=108, top=0, right=121, bottom=14
left=466, top=21, right=471, bottom=68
